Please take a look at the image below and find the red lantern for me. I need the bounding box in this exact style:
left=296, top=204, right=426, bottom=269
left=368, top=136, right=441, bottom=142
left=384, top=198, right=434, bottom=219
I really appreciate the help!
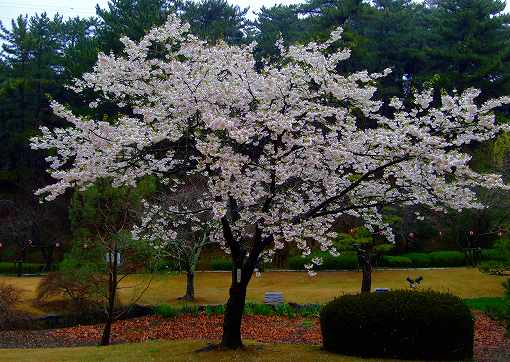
left=0, top=242, right=3, bottom=248
left=409, top=232, right=415, bottom=238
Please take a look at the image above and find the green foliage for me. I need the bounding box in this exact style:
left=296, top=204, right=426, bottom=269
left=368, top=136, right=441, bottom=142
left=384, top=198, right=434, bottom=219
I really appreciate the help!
left=205, top=304, right=225, bottom=316
left=153, top=304, right=178, bottom=318
left=381, top=255, right=413, bottom=268
left=429, top=251, right=466, bottom=267
left=0, top=262, right=44, bottom=274
left=482, top=248, right=508, bottom=261
left=320, top=290, right=474, bottom=360
left=69, top=177, right=156, bottom=237
left=274, top=303, right=295, bottom=318
left=244, top=302, right=273, bottom=316
left=464, top=297, right=507, bottom=314
left=479, top=260, right=510, bottom=275
left=288, top=252, right=359, bottom=270
left=180, top=304, right=200, bottom=316
left=335, top=227, right=373, bottom=250
left=209, top=258, right=233, bottom=271
left=402, top=252, right=432, bottom=267
left=297, top=304, right=322, bottom=318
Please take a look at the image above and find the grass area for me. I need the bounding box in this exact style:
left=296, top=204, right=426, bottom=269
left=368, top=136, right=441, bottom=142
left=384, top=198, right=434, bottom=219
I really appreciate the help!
left=464, top=296, right=507, bottom=311
left=0, top=340, right=412, bottom=362
left=2, top=268, right=506, bottom=316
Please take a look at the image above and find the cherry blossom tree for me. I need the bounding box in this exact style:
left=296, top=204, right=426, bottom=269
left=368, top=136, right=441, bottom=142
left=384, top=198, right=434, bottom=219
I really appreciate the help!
left=31, top=15, right=510, bottom=348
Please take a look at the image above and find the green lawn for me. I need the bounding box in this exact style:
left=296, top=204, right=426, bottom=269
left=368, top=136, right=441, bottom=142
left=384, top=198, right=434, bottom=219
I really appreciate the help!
left=0, top=340, right=412, bottom=362
left=2, top=268, right=506, bottom=316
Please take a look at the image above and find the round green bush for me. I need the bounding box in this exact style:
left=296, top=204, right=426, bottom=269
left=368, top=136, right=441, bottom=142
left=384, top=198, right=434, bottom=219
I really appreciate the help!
left=320, top=290, right=474, bottom=360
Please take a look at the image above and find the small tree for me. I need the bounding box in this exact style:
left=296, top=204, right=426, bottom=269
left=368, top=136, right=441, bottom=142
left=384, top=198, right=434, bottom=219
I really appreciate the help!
left=134, top=176, right=216, bottom=301
left=31, top=15, right=510, bottom=349
left=67, top=179, right=156, bottom=346
left=336, top=227, right=393, bottom=293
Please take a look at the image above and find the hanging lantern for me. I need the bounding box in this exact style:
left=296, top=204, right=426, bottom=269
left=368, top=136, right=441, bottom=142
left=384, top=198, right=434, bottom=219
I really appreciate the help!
left=408, top=232, right=415, bottom=239
left=55, top=242, right=61, bottom=248
left=469, top=230, right=474, bottom=236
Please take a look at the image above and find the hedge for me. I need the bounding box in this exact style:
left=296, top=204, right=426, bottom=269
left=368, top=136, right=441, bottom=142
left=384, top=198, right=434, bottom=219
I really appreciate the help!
left=209, top=258, right=233, bottom=271
left=381, top=255, right=413, bottom=268
left=0, top=262, right=45, bottom=274
left=288, top=253, right=358, bottom=270
left=320, top=290, right=474, bottom=360
left=429, top=251, right=466, bottom=267
left=482, top=248, right=508, bottom=262
left=402, top=252, right=432, bottom=267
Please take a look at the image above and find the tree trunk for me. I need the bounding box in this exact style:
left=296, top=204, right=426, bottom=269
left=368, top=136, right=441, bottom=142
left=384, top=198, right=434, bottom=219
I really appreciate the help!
left=181, top=271, right=195, bottom=301
left=100, top=251, right=118, bottom=346
left=220, top=280, right=248, bottom=349
left=361, top=258, right=372, bottom=293
left=100, top=318, right=113, bottom=346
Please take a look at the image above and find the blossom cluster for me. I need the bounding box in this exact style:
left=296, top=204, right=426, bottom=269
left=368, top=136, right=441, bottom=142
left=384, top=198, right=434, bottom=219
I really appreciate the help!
left=31, top=15, right=510, bottom=270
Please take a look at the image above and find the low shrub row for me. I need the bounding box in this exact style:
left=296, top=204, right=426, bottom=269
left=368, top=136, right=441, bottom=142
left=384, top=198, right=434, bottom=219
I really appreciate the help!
left=0, top=262, right=46, bottom=274
left=153, top=302, right=321, bottom=319
left=209, top=258, right=233, bottom=271
left=320, top=290, right=474, bottom=360
left=287, top=250, right=468, bottom=270
left=207, top=248, right=504, bottom=271
left=288, top=253, right=359, bottom=270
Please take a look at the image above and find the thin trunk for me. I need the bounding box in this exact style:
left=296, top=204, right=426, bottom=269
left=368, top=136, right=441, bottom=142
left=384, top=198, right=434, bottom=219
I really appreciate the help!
left=361, top=258, right=372, bottom=293
left=100, top=251, right=118, bottom=346
left=181, top=271, right=195, bottom=301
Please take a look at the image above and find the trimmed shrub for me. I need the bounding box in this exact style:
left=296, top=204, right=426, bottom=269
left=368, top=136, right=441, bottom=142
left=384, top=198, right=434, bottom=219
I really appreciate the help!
left=0, top=262, right=45, bottom=274
left=403, top=252, right=432, bottom=267
left=322, top=254, right=359, bottom=270
left=320, top=290, right=474, bottom=360
left=288, top=255, right=308, bottom=270
left=381, top=256, right=413, bottom=268
left=288, top=253, right=358, bottom=270
left=429, top=251, right=466, bottom=267
left=209, top=258, right=233, bottom=271
left=482, top=248, right=508, bottom=262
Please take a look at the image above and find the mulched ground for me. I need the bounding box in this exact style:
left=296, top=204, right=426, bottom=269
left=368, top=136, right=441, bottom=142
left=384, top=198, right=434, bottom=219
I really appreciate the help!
left=0, top=311, right=508, bottom=361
